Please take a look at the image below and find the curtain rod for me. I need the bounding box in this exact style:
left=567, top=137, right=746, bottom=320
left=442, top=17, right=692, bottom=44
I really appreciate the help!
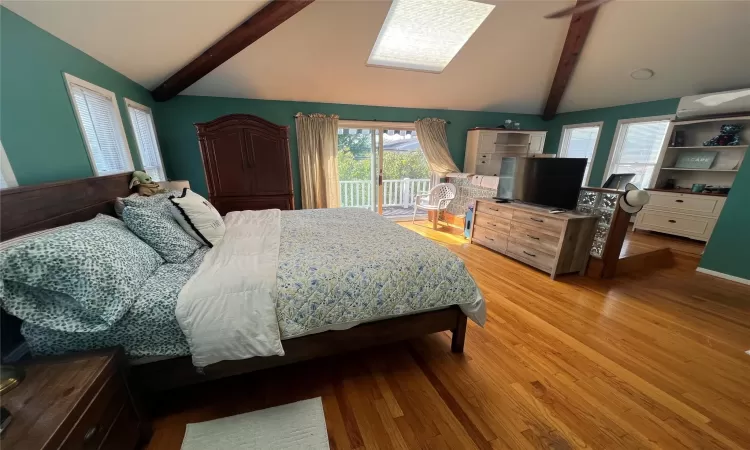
left=292, top=116, right=450, bottom=125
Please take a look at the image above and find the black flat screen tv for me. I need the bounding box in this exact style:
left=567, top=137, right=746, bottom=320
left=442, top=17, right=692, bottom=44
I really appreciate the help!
left=512, top=158, right=587, bottom=210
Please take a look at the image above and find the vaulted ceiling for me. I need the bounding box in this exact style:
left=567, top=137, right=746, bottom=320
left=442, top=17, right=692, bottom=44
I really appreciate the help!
left=5, top=0, right=750, bottom=114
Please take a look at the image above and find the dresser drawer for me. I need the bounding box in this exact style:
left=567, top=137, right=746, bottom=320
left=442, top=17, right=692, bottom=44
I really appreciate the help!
left=645, top=191, right=724, bottom=217
left=636, top=210, right=716, bottom=240
left=510, top=222, right=559, bottom=254
left=475, top=214, right=510, bottom=235
left=476, top=202, right=513, bottom=220
left=472, top=226, right=508, bottom=253
left=62, top=374, right=127, bottom=450
left=507, top=239, right=555, bottom=271
left=512, top=210, right=564, bottom=235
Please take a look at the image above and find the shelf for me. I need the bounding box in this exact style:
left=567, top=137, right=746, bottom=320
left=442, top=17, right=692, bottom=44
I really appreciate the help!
left=667, top=145, right=747, bottom=150
left=661, top=167, right=738, bottom=172
left=493, top=143, right=528, bottom=147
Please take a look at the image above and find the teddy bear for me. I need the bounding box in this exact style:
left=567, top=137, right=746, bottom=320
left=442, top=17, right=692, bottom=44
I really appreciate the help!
left=129, top=171, right=167, bottom=196
left=703, top=124, right=743, bottom=146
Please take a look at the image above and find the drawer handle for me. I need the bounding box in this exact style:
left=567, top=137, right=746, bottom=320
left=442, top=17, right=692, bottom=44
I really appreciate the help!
left=487, top=237, right=495, bottom=241
left=675, top=200, right=684, bottom=203
left=523, top=251, right=536, bottom=257
left=527, top=234, right=540, bottom=240
left=489, top=208, right=498, bottom=212
left=490, top=223, right=497, bottom=227
left=530, top=217, right=544, bottom=223
left=84, top=425, right=98, bottom=442
left=668, top=219, right=676, bottom=223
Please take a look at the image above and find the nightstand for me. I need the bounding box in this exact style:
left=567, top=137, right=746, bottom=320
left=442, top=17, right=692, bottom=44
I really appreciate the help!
left=0, top=347, right=150, bottom=449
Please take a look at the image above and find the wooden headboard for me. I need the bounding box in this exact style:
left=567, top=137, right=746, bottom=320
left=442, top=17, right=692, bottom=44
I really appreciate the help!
left=0, top=173, right=132, bottom=359
left=0, top=173, right=132, bottom=241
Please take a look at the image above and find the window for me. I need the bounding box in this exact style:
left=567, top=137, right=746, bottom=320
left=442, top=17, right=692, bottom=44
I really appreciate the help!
left=368, top=0, right=494, bottom=73
left=605, top=117, right=672, bottom=188
left=0, top=140, right=18, bottom=189
left=64, top=73, right=133, bottom=176
left=125, top=99, right=166, bottom=182
left=558, top=122, right=603, bottom=185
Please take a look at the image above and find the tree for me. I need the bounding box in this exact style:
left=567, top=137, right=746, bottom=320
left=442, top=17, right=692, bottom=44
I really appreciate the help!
left=338, top=133, right=372, bottom=159
left=337, top=150, right=430, bottom=181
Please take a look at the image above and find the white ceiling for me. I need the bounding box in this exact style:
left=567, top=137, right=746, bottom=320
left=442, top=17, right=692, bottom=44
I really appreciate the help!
left=5, top=0, right=750, bottom=114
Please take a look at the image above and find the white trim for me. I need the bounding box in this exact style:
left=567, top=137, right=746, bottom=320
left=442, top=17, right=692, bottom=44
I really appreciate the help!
left=63, top=72, right=134, bottom=176
left=696, top=267, right=750, bottom=286
left=558, top=121, right=603, bottom=186
left=124, top=98, right=167, bottom=180
left=0, top=140, right=19, bottom=188
left=604, top=114, right=675, bottom=188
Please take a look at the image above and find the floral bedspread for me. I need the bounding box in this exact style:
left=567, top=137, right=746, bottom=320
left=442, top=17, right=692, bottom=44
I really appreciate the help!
left=275, top=208, right=485, bottom=338
left=23, top=209, right=485, bottom=357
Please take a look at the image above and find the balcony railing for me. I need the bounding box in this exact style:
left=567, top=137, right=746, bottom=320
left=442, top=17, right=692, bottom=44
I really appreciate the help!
left=340, top=178, right=430, bottom=208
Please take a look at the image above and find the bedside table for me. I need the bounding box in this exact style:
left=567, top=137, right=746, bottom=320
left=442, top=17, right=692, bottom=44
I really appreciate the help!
left=1, top=347, right=150, bottom=449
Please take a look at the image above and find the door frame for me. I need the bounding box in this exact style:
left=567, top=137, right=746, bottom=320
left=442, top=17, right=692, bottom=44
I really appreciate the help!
left=338, top=120, right=420, bottom=215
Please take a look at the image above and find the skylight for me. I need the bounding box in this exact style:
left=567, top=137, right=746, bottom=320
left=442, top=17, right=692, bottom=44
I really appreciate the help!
left=368, top=0, right=495, bottom=73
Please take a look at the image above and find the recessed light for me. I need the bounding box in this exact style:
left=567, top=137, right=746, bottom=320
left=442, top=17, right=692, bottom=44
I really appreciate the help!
left=368, top=0, right=495, bottom=73
left=630, top=68, right=655, bottom=80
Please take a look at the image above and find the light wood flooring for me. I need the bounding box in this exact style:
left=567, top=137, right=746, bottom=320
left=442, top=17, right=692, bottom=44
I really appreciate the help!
left=146, top=221, right=750, bottom=449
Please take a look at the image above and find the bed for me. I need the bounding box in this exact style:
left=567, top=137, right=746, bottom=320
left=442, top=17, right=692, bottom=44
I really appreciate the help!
left=0, top=173, right=485, bottom=392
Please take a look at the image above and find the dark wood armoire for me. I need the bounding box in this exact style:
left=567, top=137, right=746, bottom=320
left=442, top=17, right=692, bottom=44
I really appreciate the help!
left=195, top=114, right=294, bottom=215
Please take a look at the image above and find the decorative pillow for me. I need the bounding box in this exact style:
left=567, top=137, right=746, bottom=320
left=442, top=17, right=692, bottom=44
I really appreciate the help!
left=169, top=188, right=226, bottom=247
left=123, top=204, right=203, bottom=263
left=0, top=214, right=163, bottom=332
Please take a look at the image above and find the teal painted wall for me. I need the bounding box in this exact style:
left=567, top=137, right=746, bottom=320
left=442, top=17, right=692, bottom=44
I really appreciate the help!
left=542, top=98, right=680, bottom=187
left=153, top=96, right=545, bottom=209
left=0, top=7, right=155, bottom=185
left=699, top=159, right=750, bottom=280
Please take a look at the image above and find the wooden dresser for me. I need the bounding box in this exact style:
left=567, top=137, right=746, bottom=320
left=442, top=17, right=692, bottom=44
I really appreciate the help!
left=1, top=348, right=149, bottom=449
left=470, top=199, right=599, bottom=279
left=195, top=114, right=294, bottom=215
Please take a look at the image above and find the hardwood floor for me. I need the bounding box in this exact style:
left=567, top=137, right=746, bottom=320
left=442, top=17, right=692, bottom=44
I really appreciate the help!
left=146, top=221, right=750, bottom=449
left=621, top=225, right=705, bottom=258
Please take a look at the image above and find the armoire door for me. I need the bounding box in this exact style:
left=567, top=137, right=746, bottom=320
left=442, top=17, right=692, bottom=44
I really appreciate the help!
left=196, top=114, right=294, bottom=213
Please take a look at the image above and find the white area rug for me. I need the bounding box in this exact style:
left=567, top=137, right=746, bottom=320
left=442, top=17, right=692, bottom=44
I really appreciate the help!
left=181, top=397, right=329, bottom=450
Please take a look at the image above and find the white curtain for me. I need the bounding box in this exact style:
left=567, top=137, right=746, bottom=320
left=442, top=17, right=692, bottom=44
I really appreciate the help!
left=295, top=113, right=340, bottom=209
left=414, top=118, right=460, bottom=177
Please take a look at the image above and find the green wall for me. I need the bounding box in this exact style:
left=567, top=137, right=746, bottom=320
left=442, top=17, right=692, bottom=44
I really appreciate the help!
left=699, top=161, right=750, bottom=280
left=0, top=7, right=154, bottom=185
left=153, top=96, right=544, bottom=209
left=542, top=98, right=680, bottom=186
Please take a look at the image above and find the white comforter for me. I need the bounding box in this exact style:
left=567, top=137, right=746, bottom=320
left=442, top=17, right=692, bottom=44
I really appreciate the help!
left=175, top=209, right=285, bottom=367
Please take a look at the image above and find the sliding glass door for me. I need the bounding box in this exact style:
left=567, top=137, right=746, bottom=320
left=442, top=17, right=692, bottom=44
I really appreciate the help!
left=337, top=122, right=430, bottom=219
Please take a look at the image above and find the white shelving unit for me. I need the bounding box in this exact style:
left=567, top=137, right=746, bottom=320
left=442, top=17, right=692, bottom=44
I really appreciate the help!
left=634, top=115, right=749, bottom=242
left=463, top=128, right=548, bottom=198
left=651, top=116, right=749, bottom=191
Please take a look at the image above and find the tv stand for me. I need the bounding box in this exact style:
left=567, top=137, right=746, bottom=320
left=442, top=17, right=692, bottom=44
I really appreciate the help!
left=469, top=199, right=599, bottom=279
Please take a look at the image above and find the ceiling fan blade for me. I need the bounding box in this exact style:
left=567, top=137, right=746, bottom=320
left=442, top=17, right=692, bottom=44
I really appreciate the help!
left=544, top=0, right=613, bottom=19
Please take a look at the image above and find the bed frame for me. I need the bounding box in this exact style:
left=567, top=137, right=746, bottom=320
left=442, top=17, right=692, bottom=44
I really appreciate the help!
left=0, top=173, right=469, bottom=392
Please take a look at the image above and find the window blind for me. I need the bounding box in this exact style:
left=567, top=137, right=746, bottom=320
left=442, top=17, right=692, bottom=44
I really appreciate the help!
left=128, top=105, right=165, bottom=182
left=70, top=84, right=132, bottom=175
left=561, top=126, right=600, bottom=185
left=610, top=120, right=670, bottom=188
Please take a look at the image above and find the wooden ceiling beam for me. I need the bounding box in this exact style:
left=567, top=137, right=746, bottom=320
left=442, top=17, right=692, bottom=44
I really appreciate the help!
left=542, top=1, right=599, bottom=120
left=151, top=0, right=315, bottom=102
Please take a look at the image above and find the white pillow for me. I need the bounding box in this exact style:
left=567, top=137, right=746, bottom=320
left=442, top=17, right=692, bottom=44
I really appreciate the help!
left=168, top=189, right=225, bottom=247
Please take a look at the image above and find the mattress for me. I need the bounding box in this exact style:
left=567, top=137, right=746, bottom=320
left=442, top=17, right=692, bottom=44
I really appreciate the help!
left=23, top=209, right=484, bottom=359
